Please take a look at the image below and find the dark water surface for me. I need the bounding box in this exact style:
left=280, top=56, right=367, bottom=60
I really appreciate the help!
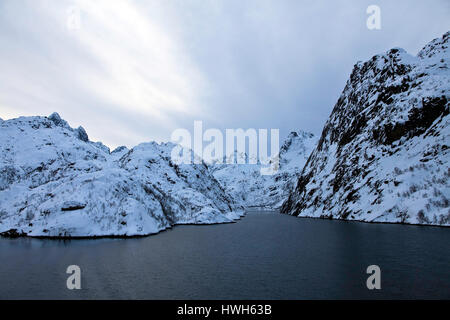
left=0, top=211, right=449, bottom=299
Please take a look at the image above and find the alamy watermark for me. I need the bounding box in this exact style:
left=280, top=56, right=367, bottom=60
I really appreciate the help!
left=67, top=5, right=81, bottom=31
left=66, top=265, right=81, bottom=290
left=366, top=265, right=381, bottom=290
left=366, top=5, right=381, bottom=30
left=171, top=121, right=280, bottom=175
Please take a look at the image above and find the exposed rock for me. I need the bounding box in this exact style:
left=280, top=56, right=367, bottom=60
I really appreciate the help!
left=0, top=228, right=27, bottom=238
left=281, top=31, right=450, bottom=226
left=61, top=201, right=86, bottom=211
left=76, top=126, right=89, bottom=142
left=48, top=112, right=69, bottom=128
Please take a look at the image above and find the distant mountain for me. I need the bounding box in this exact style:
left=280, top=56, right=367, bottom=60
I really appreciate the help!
left=282, top=32, right=450, bottom=226
left=212, top=131, right=317, bottom=209
left=0, top=113, right=242, bottom=237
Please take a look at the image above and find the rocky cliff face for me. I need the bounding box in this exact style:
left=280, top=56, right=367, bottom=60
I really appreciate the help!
left=0, top=114, right=242, bottom=237
left=282, top=32, right=450, bottom=226
left=212, top=131, right=317, bottom=209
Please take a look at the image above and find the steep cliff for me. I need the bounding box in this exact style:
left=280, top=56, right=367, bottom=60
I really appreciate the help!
left=282, top=32, right=450, bottom=226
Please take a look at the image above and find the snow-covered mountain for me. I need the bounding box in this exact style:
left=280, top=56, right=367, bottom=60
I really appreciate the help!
left=0, top=113, right=242, bottom=237
left=282, top=32, right=450, bottom=226
left=211, top=131, right=317, bottom=209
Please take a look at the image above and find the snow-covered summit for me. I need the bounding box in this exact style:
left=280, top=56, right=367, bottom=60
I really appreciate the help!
left=0, top=113, right=242, bottom=237
left=282, top=31, right=450, bottom=226
left=212, top=130, right=317, bottom=209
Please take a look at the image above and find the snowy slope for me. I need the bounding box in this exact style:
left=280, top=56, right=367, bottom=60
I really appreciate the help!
left=282, top=32, right=450, bottom=226
left=211, top=131, right=317, bottom=209
left=0, top=113, right=242, bottom=237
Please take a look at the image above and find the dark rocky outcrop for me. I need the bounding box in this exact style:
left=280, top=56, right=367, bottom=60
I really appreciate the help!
left=282, top=32, right=450, bottom=226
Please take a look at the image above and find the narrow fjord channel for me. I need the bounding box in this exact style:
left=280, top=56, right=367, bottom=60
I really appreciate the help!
left=0, top=211, right=449, bottom=299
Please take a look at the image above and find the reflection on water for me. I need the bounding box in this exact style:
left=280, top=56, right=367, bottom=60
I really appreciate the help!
left=0, top=211, right=449, bottom=299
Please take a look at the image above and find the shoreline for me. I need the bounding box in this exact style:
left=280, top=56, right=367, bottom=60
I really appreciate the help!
left=2, top=208, right=448, bottom=240
left=0, top=211, right=247, bottom=240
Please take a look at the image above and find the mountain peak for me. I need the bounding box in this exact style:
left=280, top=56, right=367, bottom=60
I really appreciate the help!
left=281, top=31, right=450, bottom=226
left=287, top=130, right=314, bottom=140
left=75, top=126, right=89, bottom=142
left=48, top=112, right=69, bottom=128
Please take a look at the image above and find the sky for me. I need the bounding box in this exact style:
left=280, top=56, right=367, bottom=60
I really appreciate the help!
left=0, top=0, right=449, bottom=149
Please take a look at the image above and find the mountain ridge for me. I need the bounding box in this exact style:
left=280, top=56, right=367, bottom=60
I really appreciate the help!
left=0, top=113, right=243, bottom=237
left=211, top=130, right=317, bottom=209
left=281, top=31, right=450, bottom=226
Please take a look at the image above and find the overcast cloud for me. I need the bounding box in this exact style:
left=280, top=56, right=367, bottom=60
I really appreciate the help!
left=0, top=0, right=449, bottom=149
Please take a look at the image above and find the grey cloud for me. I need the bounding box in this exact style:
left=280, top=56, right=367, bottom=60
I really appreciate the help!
left=0, top=0, right=449, bottom=148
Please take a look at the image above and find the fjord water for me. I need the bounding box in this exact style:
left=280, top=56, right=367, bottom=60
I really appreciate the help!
left=0, top=211, right=449, bottom=299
